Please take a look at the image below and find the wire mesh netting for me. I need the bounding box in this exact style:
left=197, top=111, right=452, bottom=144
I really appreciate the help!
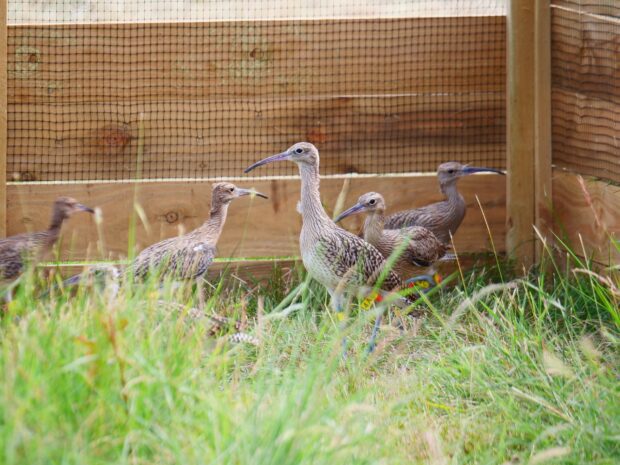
left=8, top=1, right=507, bottom=182
left=550, top=0, right=620, bottom=183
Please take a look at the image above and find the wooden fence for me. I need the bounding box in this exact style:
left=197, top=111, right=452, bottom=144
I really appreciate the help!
left=0, top=1, right=617, bottom=276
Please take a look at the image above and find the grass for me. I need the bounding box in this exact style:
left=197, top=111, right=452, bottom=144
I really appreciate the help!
left=0, top=246, right=618, bottom=464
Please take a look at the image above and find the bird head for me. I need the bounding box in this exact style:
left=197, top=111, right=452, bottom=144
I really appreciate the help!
left=211, top=182, right=268, bottom=207
left=334, top=192, right=385, bottom=223
left=437, top=162, right=505, bottom=186
left=53, top=196, right=95, bottom=220
left=244, top=142, right=319, bottom=173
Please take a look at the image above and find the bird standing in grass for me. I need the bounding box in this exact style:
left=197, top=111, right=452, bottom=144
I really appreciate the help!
left=335, top=192, right=448, bottom=277
left=0, top=197, right=94, bottom=283
left=61, top=183, right=267, bottom=306
left=245, top=142, right=415, bottom=350
left=384, top=162, right=505, bottom=243
left=127, top=182, right=267, bottom=283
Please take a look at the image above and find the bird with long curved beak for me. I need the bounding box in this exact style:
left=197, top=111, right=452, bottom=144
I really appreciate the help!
left=335, top=191, right=448, bottom=271
left=127, top=182, right=268, bottom=284
left=245, top=142, right=417, bottom=352
left=384, top=162, right=505, bottom=244
left=0, top=197, right=94, bottom=283
left=59, top=183, right=267, bottom=307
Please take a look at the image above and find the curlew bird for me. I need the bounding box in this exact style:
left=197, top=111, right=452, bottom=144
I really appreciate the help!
left=335, top=192, right=448, bottom=286
left=245, top=142, right=415, bottom=350
left=61, top=183, right=267, bottom=306
left=0, top=197, right=94, bottom=299
left=384, top=162, right=504, bottom=244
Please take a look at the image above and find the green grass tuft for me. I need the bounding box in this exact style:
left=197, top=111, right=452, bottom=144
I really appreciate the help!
left=0, top=247, right=618, bottom=464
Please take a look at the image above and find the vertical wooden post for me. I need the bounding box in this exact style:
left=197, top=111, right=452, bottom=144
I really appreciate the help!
left=534, top=0, right=553, bottom=262
left=507, top=0, right=536, bottom=268
left=0, top=0, right=6, bottom=237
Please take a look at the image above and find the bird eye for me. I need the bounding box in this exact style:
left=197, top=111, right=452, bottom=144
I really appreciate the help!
left=369, top=199, right=376, bottom=205
left=448, top=169, right=455, bottom=174
left=295, top=148, right=303, bottom=154
left=229, top=187, right=235, bottom=192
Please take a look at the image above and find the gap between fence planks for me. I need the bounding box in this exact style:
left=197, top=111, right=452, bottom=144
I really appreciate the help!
left=8, top=16, right=506, bottom=104
left=7, top=174, right=506, bottom=261
left=552, top=170, right=619, bottom=265
left=8, top=93, right=506, bottom=181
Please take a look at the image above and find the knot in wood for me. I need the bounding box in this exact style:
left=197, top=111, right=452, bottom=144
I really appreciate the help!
left=165, top=211, right=179, bottom=224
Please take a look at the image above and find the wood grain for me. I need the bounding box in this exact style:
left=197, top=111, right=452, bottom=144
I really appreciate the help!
left=7, top=174, right=506, bottom=261
left=551, top=89, right=620, bottom=183
left=7, top=93, right=506, bottom=181
left=535, top=0, right=553, bottom=262
left=552, top=170, right=619, bottom=265
left=8, top=17, right=506, bottom=104
left=507, top=0, right=536, bottom=268
left=551, top=7, right=620, bottom=104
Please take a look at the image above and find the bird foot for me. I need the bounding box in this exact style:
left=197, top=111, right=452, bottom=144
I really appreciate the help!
left=404, top=273, right=442, bottom=295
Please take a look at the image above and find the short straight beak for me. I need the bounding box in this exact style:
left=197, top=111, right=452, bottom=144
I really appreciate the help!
left=334, top=203, right=365, bottom=223
left=461, top=166, right=505, bottom=176
left=244, top=151, right=290, bottom=173
left=77, top=204, right=95, bottom=213
left=237, top=188, right=268, bottom=199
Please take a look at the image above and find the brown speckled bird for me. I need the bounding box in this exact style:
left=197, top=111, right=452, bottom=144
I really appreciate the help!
left=127, top=182, right=267, bottom=281
left=335, top=192, right=448, bottom=276
left=384, top=162, right=504, bottom=243
left=244, top=142, right=414, bottom=314
left=0, top=197, right=94, bottom=282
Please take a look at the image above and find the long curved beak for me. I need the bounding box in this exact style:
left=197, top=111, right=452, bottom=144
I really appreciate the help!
left=236, top=188, right=268, bottom=199
left=461, top=166, right=505, bottom=176
left=244, top=151, right=290, bottom=173
left=334, top=203, right=366, bottom=223
left=77, top=204, right=95, bottom=213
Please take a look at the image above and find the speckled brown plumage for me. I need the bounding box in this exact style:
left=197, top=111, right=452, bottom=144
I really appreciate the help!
left=127, top=182, right=267, bottom=281
left=335, top=192, right=447, bottom=276
left=0, top=197, right=94, bottom=281
left=384, top=162, right=504, bottom=243
left=245, top=142, right=412, bottom=310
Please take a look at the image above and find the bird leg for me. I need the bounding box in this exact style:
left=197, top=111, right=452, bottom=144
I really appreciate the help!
left=366, top=308, right=385, bottom=354
left=327, top=288, right=350, bottom=359
left=196, top=278, right=207, bottom=310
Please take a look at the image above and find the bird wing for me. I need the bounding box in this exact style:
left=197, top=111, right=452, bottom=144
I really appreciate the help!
left=320, top=229, right=404, bottom=293
left=0, top=236, right=37, bottom=280
left=129, top=237, right=215, bottom=281
left=384, top=201, right=452, bottom=243
left=398, top=226, right=448, bottom=266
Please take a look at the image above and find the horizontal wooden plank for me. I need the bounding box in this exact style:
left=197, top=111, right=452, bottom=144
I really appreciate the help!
left=551, top=89, right=620, bottom=183
left=552, top=170, right=619, bottom=265
left=551, top=7, right=620, bottom=103
left=8, top=17, right=506, bottom=104
left=552, top=1, right=620, bottom=18
left=41, top=253, right=499, bottom=285
left=8, top=93, right=506, bottom=181
left=7, top=174, right=507, bottom=261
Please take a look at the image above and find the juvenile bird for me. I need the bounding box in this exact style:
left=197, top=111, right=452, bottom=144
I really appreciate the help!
left=245, top=143, right=415, bottom=350
left=384, top=162, right=504, bottom=243
left=127, top=182, right=267, bottom=282
left=61, top=183, right=267, bottom=306
left=335, top=192, right=448, bottom=278
left=0, top=197, right=94, bottom=284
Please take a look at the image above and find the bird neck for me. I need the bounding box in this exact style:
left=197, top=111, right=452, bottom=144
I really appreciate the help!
left=441, top=180, right=464, bottom=205
left=48, top=209, right=66, bottom=234
left=363, top=210, right=385, bottom=245
left=198, top=202, right=230, bottom=243
left=298, top=162, right=331, bottom=226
